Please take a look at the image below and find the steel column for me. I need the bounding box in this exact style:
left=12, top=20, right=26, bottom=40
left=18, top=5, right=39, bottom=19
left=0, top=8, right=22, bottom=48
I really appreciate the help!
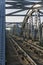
left=0, top=0, right=5, bottom=65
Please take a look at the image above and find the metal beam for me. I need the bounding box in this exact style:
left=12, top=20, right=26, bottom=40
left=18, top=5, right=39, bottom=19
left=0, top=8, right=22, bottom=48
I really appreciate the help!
left=0, top=0, right=5, bottom=65
left=6, top=14, right=43, bottom=16
left=39, top=10, right=43, bottom=14
left=21, top=4, right=43, bottom=35
left=6, top=22, right=22, bottom=24
left=22, top=5, right=43, bottom=27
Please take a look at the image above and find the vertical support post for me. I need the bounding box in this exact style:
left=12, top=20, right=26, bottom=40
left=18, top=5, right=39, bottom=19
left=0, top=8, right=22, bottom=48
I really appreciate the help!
left=30, top=15, right=33, bottom=40
left=34, top=9, right=38, bottom=40
left=0, top=0, right=5, bottom=65
left=34, top=9, right=41, bottom=41
left=25, top=19, right=28, bottom=39
left=37, top=10, right=41, bottom=41
left=27, top=22, right=29, bottom=39
left=29, top=16, right=32, bottom=39
left=29, top=16, right=33, bottom=40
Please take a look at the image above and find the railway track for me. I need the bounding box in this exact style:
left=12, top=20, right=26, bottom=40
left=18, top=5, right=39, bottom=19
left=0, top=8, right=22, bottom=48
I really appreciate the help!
left=8, top=35, right=37, bottom=65
left=10, top=34, right=43, bottom=47
left=11, top=34, right=43, bottom=52
left=27, top=40, right=43, bottom=51
left=6, top=37, right=23, bottom=65
left=9, top=34, right=43, bottom=65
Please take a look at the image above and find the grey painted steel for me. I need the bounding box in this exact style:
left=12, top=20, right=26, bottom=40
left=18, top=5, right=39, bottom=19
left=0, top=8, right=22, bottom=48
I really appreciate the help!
left=0, top=0, right=5, bottom=65
left=21, top=4, right=43, bottom=36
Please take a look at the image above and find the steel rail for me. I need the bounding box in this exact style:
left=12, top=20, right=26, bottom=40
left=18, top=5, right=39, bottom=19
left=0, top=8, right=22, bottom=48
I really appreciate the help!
left=9, top=35, right=37, bottom=65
